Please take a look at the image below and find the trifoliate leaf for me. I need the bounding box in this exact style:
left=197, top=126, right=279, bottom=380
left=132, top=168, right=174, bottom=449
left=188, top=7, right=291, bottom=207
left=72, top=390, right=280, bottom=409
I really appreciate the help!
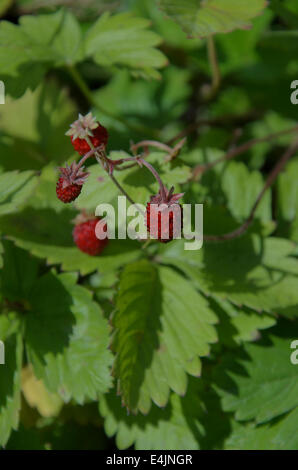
left=25, top=271, right=113, bottom=403
left=159, top=235, right=298, bottom=318
left=213, top=322, right=298, bottom=424
left=158, top=0, right=267, bottom=38
left=99, top=379, right=204, bottom=450
left=112, top=260, right=217, bottom=413
left=0, top=313, right=23, bottom=448
left=85, top=12, right=168, bottom=74
left=225, top=407, right=298, bottom=450
left=0, top=170, right=38, bottom=216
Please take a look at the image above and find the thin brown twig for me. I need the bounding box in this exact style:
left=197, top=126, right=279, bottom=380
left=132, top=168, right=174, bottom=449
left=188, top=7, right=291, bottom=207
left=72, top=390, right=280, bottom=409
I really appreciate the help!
left=204, top=142, right=298, bottom=242
left=205, top=36, right=221, bottom=101
left=192, top=125, right=298, bottom=180
left=131, top=140, right=173, bottom=155
left=166, top=111, right=262, bottom=146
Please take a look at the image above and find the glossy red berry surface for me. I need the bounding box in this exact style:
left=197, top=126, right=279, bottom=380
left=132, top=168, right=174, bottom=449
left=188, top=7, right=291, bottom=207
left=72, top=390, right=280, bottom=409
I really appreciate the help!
left=71, top=124, right=109, bottom=156
left=56, top=177, right=82, bottom=203
left=73, top=218, right=108, bottom=256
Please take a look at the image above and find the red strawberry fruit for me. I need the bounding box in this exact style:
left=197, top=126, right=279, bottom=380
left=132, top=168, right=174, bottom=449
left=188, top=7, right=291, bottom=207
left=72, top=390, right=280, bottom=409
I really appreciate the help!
left=145, top=187, right=183, bottom=243
left=65, top=112, right=108, bottom=156
left=73, top=218, right=108, bottom=256
left=56, top=163, right=89, bottom=203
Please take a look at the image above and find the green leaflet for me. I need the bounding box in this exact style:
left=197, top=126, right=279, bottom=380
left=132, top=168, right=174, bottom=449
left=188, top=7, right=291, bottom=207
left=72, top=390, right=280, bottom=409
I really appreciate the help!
left=99, top=378, right=203, bottom=450
left=159, top=235, right=298, bottom=318
left=85, top=12, right=167, bottom=74
left=0, top=82, right=77, bottom=170
left=112, top=260, right=217, bottom=413
left=25, top=271, right=113, bottom=403
left=0, top=170, right=38, bottom=216
left=0, top=240, right=39, bottom=302
left=213, top=322, right=298, bottom=424
left=225, top=408, right=298, bottom=450
left=0, top=9, right=82, bottom=76
left=158, top=0, right=267, bottom=38
left=221, top=161, right=271, bottom=223
left=0, top=207, right=141, bottom=276
left=0, top=313, right=23, bottom=448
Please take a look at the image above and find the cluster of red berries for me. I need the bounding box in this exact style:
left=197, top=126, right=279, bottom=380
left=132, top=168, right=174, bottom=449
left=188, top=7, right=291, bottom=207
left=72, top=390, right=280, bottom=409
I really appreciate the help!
left=56, top=112, right=183, bottom=255
left=56, top=113, right=109, bottom=255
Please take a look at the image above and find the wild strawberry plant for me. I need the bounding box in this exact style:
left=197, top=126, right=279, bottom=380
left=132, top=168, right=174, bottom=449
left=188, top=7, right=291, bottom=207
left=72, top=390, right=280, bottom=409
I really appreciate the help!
left=0, top=0, right=298, bottom=451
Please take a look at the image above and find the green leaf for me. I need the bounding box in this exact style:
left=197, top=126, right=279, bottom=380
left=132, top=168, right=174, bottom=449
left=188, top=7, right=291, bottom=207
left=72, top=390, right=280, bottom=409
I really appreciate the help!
left=0, top=240, right=39, bottom=302
left=159, top=235, right=298, bottom=318
left=0, top=207, right=141, bottom=276
left=0, top=9, right=83, bottom=79
left=112, top=260, right=217, bottom=413
left=225, top=407, right=298, bottom=450
left=0, top=170, right=38, bottom=216
left=0, top=313, right=23, bottom=448
left=20, top=9, right=83, bottom=66
left=159, top=0, right=267, bottom=38
left=85, top=12, right=168, bottom=74
left=221, top=161, right=271, bottom=222
left=25, top=271, right=113, bottom=403
left=213, top=298, right=276, bottom=347
left=0, top=82, right=77, bottom=170
left=214, top=322, right=298, bottom=424
left=278, top=157, right=298, bottom=223
left=99, top=379, right=203, bottom=450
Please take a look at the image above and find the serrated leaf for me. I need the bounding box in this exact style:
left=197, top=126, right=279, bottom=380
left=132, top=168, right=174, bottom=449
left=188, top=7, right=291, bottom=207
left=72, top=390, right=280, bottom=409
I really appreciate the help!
left=159, top=0, right=267, bottom=38
left=212, top=298, right=276, bottom=347
left=213, top=322, right=298, bottom=424
left=112, top=260, right=217, bottom=413
left=0, top=170, right=38, bottom=216
left=99, top=379, right=203, bottom=450
left=85, top=12, right=167, bottom=73
left=0, top=207, right=141, bottom=276
left=221, top=161, right=271, bottom=222
left=0, top=9, right=83, bottom=78
left=159, top=235, right=298, bottom=318
left=25, top=271, right=113, bottom=403
left=20, top=9, right=83, bottom=66
left=225, top=407, right=298, bottom=450
left=0, top=313, right=23, bottom=448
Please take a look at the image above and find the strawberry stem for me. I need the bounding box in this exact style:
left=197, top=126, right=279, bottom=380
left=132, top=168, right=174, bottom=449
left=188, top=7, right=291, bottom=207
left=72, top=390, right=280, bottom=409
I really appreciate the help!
left=138, top=158, right=168, bottom=201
